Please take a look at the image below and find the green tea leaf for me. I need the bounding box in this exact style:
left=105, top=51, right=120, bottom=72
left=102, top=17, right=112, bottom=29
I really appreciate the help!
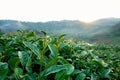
left=100, top=69, right=111, bottom=78
left=41, top=65, right=65, bottom=77
left=22, top=74, right=36, bottom=80
left=81, top=51, right=88, bottom=56
left=75, top=73, right=86, bottom=80
left=64, top=64, right=74, bottom=75
left=48, top=43, right=58, bottom=57
left=0, top=62, right=8, bottom=80
left=26, top=55, right=32, bottom=73
left=23, top=42, right=41, bottom=59
left=8, top=57, right=20, bottom=70
left=40, top=64, right=74, bottom=77
left=55, top=70, right=67, bottom=80
left=45, top=58, right=58, bottom=68
left=14, top=67, right=23, bottom=75
left=41, top=31, right=47, bottom=36
left=18, top=51, right=29, bottom=66
left=59, top=42, right=68, bottom=49
left=58, top=34, right=66, bottom=39
left=93, top=59, right=107, bottom=68
left=90, top=74, right=97, bottom=80
left=71, top=69, right=81, bottom=76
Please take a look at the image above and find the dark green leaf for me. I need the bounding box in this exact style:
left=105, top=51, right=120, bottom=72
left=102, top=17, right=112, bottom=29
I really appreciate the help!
left=100, top=69, right=111, bottom=78
left=75, top=73, right=86, bottom=80
left=8, top=57, right=20, bottom=70
left=25, top=55, right=32, bottom=73
left=90, top=74, right=97, bottom=80
left=0, top=62, right=8, bottom=80
left=55, top=70, right=67, bottom=80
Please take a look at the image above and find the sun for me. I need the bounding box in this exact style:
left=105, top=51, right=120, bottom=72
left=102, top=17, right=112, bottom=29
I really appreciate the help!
left=81, top=19, right=94, bottom=24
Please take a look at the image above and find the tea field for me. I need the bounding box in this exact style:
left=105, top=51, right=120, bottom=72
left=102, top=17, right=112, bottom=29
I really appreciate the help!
left=0, top=30, right=120, bottom=80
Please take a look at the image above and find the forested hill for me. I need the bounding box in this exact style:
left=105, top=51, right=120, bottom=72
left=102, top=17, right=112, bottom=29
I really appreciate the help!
left=0, top=18, right=120, bottom=43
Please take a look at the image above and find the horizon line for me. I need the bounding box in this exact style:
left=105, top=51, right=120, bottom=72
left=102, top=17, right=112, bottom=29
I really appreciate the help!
left=0, top=17, right=120, bottom=23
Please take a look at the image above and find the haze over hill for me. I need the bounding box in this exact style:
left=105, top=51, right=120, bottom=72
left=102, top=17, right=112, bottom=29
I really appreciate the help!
left=0, top=18, right=120, bottom=44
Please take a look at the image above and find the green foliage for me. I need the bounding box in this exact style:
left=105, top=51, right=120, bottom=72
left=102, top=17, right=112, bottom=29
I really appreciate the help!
left=0, top=30, right=120, bottom=80
left=0, top=62, right=8, bottom=80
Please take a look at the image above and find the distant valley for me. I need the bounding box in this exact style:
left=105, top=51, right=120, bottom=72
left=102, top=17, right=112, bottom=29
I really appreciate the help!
left=0, top=18, right=120, bottom=44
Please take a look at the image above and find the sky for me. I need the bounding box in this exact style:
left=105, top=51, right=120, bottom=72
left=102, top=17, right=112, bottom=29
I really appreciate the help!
left=0, top=0, right=120, bottom=22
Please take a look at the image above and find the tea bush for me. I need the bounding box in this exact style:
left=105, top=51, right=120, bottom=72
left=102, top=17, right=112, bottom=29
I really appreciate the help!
left=0, top=30, right=120, bottom=80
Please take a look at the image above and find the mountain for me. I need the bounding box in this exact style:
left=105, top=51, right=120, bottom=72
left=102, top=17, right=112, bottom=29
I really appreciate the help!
left=110, top=22, right=120, bottom=36
left=0, top=18, right=120, bottom=44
